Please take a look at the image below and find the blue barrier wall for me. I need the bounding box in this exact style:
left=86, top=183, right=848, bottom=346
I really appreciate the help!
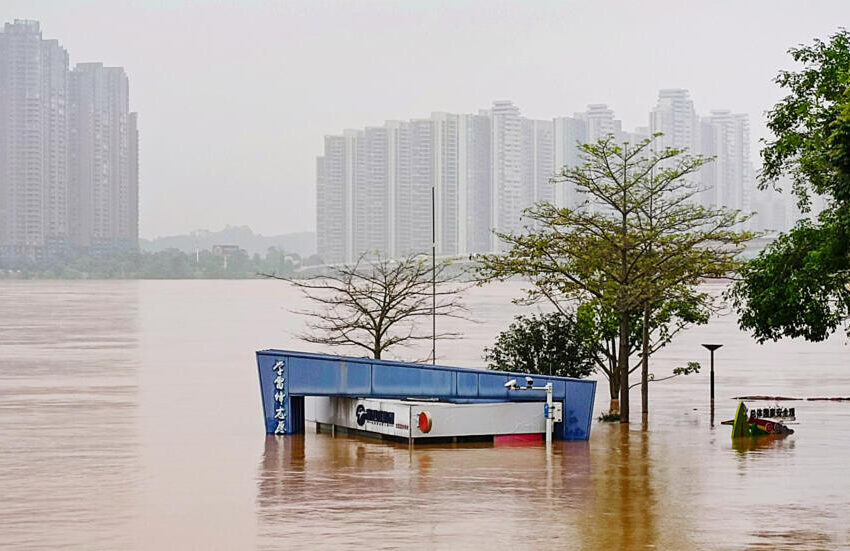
left=257, top=349, right=596, bottom=441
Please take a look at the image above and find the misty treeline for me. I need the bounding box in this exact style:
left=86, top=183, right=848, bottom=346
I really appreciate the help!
left=0, top=247, right=320, bottom=279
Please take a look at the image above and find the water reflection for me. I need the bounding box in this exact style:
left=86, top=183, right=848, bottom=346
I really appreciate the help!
left=732, top=434, right=795, bottom=455
left=746, top=527, right=834, bottom=550
left=575, top=425, right=693, bottom=550
left=256, top=424, right=695, bottom=550
left=0, top=282, right=140, bottom=550
left=257, top=434, right=306, bottom=511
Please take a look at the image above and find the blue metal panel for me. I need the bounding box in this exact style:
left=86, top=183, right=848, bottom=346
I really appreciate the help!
left=477, top=372, right=512, bottom=399
left=287, top=357, right=343, bottom=394
left=561, top=380, right=597, bottom=440
left=256, top=353, right=279, bottom=433
left=257, top=354, right=294, bottom=434
left=370, top=363, right=455, bottom=397
left=341, top=361, right=371, bottom=395
left=457, top=372, right=478, bottom=397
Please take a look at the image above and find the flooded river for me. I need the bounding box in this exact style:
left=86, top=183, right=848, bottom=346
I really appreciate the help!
left=0, top=280, right=848, bottom=550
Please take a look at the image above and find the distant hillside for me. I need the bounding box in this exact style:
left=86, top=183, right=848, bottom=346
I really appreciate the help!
left=141, top=226, right=316, bottom=257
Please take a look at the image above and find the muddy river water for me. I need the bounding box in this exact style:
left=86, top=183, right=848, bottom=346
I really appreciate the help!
left=1, top=280, right=848, bottom=550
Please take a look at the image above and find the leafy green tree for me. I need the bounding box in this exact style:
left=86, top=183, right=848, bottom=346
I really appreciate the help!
left=731, top=30, right=850, bottom=341
left=478, top=135, right=751, bottom=423
left=484, top=312, right=595, bottom=379
left=569, top=293, right=711, bottom=417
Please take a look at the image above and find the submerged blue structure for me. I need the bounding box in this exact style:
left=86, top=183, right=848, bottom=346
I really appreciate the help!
left=257, top=349, right=597, bottom=441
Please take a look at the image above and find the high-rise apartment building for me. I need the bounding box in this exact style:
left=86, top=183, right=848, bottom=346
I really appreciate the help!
left=432, top=112, right=494, bottom=256
left=70, top=63, right=139, bottom=253
left=385, top=121, right=408, bottom=258
left=490, top=101, right=523, bottom=250
left=522, top=119, right=555, bottom=208
left=458, top=113, right=491, bottom=255
left=649, top=88, right=706, bottom=204
left=402, top=119, right=435, bottom=257
left=342, top=126, right=391, bottom=258
left=581, top=104, right=621, bottom=143
left=433, top=113, right=459, bottom=256
left=0, top=20, right=139, bottom=262
left=647, top=90, right=757, bottom=227
left=317, top=111, right=495, bottom=263
left=128, top=112, right=139, bottom=247
left=316, top=135, right=348, bottom=263
left=0, top=20, right=69, bottom=261
left=317, top=119, right=434, bottom=264
left=553, top=116, right=587, bottom=209
left=701, top=110, right=752, bottom=218
left=650, top=89, right=700, bottom=152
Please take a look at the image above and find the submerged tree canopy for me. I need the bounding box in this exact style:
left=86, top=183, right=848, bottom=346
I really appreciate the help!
left=731, top=30, right=850, bottom=342
left=484, top=312, right=596, bottom=379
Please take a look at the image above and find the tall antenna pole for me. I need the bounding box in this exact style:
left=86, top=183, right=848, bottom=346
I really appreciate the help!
left=431, top=185, right=436, bottom=364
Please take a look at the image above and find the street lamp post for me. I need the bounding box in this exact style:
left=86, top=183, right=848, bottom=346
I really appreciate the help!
left=702, top=343, right=723, bottom=426
left=431, top=185, right=436, bottom=365
left=701, top=344, right=723, bottom=401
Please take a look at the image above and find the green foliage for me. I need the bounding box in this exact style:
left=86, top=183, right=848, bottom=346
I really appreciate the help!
left=761, top=29, right=850, bottom=207
left=630, top=361, right=701, bottom=389
left=477, top=134, right=751, bottom=422
left=672, top=362, right=701, bottom=377
left=732, top=214, right=850, bottom=341
left=573, top=295, right=711, bottom=377
left=598, top=412, right=620, bottom=422
left=0, top=246, right=301, bottom=279
left=731, top=29, right=850, bottom=341
left=575, top=296, right=710, bottom=398
left=478, top=136, right=751, bottom=316
left=484, top=312, right=595, bottom=379
left=639, top=291, right=713, bottom=352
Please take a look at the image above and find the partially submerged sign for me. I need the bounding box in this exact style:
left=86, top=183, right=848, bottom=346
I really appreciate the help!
left=306, top=397, right=549, bottom=440
left=256, top=349, right=597, bottom=441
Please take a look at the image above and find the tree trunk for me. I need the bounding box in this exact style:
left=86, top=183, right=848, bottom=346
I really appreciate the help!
left=619, top=147, right=629, bottom=424
left=618, top=313, right=630, bottom=424
left=609, top=378, right=619, bottom=414
left=641, top=302, right=650, bottom=429
left=608, top=343, right=620, bottom=414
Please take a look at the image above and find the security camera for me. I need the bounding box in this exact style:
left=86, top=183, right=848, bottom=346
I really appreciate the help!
left=525, top=376, right=534, bottom=387
left=504, top=379, right=517, bottom=389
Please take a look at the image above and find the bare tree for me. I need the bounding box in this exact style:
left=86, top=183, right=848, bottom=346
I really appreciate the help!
left=264, top=253, right=468, bottom=360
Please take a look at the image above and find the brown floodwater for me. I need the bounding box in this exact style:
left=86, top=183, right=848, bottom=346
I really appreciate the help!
left=0, top=280, right=848, bottom=550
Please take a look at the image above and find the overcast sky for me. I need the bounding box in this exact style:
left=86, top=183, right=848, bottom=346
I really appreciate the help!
left=5, top=1, right=849, bottom=238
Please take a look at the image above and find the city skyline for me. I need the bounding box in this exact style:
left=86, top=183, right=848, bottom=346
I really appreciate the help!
left=3, top=1, right=848, bottom=239
left=317, top=91, right=800, bottom=264
left=0, top=19, right=138, bottom=261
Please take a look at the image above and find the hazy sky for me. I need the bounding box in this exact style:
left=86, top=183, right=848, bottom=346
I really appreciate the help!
left=5, top=1, right=849, bottom=238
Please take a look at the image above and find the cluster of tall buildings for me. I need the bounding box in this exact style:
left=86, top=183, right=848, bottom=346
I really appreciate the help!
left=0, top=20, right=138, bottom=263
left=317, top=90, right=793, bottom=264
